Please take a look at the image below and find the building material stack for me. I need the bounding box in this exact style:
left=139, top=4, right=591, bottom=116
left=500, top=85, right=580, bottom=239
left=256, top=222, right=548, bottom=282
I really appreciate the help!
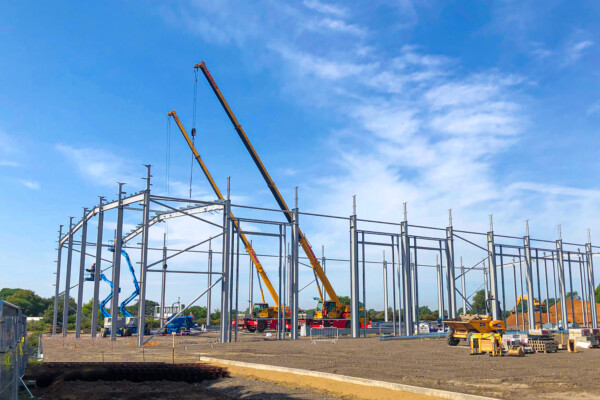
left=569, top=328, right=599, bottom=348
left=528, top=329, right=558, bottom=353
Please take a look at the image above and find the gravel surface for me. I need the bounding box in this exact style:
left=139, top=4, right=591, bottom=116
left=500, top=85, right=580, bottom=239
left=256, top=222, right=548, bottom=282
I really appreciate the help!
left=42, top=332, right=600, bottom=399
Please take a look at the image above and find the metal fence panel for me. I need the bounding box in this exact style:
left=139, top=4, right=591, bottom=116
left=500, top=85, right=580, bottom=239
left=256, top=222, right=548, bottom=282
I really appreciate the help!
left=0, top=301, right=28, bottom=400
left=310, top=327, right=338, bottom=344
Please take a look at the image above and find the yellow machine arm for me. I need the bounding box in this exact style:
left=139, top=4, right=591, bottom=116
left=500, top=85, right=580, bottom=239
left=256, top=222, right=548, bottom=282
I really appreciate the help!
left=195, top=61, right=341, bottom=307
left=168, top=110, right=279, bottom=306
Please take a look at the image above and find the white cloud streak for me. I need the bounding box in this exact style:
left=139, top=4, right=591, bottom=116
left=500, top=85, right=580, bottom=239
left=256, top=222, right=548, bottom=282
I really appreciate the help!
left=18, top=179, right=40, bottom=190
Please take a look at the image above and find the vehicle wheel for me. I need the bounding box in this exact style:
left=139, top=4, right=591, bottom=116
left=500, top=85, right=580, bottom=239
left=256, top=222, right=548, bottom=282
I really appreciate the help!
left=144, top=326, right=150, bottom=335
left=101, top=329, right=108, bottom=338
left=257, top=320, right=267, bottom=333
left=446, top=328, right=460, bottom=346
left=247, top=325, right=256, bottom=333
left=323, top=320, right=331, bottom=327
left=345, top=320, right=351, bottom=329
left=126, top=328, right=133, bottom=337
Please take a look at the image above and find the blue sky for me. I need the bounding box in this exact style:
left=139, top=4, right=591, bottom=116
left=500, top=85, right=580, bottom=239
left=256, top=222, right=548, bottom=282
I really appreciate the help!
left=1, top=1, right=599, bottom=310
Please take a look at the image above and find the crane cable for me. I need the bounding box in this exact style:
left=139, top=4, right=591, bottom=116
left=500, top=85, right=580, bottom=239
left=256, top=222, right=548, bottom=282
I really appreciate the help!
left=189, top=68, right=199, bottom=198
left=165, top=115, right=171, bottom=241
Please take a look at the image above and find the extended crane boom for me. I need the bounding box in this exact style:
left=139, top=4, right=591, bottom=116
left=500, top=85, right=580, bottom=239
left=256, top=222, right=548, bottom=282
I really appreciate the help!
left=167, top=110, right=279, bottom=306
left=195, top=61, right=341, bottom=307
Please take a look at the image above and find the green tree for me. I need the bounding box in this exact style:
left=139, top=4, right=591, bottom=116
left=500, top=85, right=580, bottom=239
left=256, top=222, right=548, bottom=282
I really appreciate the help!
left=337, top=296, right=364, bottom=308
left=42, top=295, right=77, bottom=325
left=566, top=291, right=581, bottom=300
left=596, top=284, right=600, bottom=304
left=1, top=288, right=51, bottom=316
left=188, top=306, right=207, bottom=320
left=471, top=289, right=486, bottom=314
left=124, top=299, right=159, bottom=317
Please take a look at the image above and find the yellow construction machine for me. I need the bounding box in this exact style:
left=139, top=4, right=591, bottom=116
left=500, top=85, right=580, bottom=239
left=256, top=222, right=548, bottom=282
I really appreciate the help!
left=512, top=295, right=546, bottom=313
left=444, top=299, right=506, bottom=350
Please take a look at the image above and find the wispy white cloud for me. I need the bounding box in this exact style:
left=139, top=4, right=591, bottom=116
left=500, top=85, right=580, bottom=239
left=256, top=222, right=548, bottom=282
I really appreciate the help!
left=587, top=100, right=600, bottom=116
left=55, top=144, right=142, bottom=189
left=563, top=39, right=594, bottom=66
left=18, top=179, right=40, bottom=190
left=0, top=160, right=18, bottom=167
left=303, top=0, right=347, bottom=17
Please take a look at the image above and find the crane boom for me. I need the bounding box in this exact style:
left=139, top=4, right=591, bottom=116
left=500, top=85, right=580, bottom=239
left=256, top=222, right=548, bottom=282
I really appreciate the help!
left=167, top=110, right=279, bottom=306
left=195, top=61, right=341, bottom=307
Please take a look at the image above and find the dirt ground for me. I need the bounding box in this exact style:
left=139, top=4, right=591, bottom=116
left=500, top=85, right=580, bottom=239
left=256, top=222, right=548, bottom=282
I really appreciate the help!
left=41, top=332, right=600, bottom=399
left=27, top=376, right=344, bottom=399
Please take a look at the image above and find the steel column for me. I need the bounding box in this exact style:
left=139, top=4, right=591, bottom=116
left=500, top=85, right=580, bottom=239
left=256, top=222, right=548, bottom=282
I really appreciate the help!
left=62, top=217, right=74, bottom=337
left=460, top=257, right=466, bottom=314
left=445, top=215, right=456, bottom=318
left=349, top=201, right=360, bottom=338
left=160, top=234, right=167, bottom=329
left=110, top=183, right=125, bottom=341
left=75, top=207, right=88, bottom=338
left=207, top=240, right=213, bottom=327
left=91, top=197, right=104, bottom=338
left=556, top=234, right=569, bottom=329
left=220, top=196, right=231, bottom=343
left=383, top=252, right=388, bottom=323
left=290, top=198, right=299, bottom=340
left=543, top=253, right=551, bottom=326
left=487, top=220, right=500, bottom=320
left=437, top=253, right=444, bottom=321
left=52, top=225, right=63, bottom=335
left=586, top=238, right=597, bottom=328
left=401, top=214, right=413, bottom=336
left=136, top=165, right=151, bottom=346
left=412, top=239, right=419, bottom=330
left=523, top=231, right=536, bottom=330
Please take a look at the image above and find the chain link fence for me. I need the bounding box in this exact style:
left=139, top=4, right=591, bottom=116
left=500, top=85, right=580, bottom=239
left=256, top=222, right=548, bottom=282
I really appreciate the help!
left=0, top=301, right=29, bottom=400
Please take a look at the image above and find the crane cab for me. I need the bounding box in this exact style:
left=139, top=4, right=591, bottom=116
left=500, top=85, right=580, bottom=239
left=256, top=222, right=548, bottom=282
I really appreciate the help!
left=252, top=303, right=277, bottom=318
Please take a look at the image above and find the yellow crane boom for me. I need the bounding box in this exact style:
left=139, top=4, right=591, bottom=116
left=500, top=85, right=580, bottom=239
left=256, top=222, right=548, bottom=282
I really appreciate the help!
left=167, top=110, right=279, bottom=306
left=194, top=61, right=340, bottom=307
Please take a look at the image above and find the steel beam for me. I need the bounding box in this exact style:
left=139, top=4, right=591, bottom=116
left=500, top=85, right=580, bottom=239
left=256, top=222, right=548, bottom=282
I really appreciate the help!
left=52, top=225, right=63, bottom=335
left=110, top=183, right=125, bottom=341
left=75, top=207, right=88, bottom=338
left=62, top=217, right=74, bottom=337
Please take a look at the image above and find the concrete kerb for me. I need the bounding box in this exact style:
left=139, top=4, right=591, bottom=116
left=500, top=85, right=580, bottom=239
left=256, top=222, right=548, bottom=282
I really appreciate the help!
left=199, top=356, right=498, bottom=400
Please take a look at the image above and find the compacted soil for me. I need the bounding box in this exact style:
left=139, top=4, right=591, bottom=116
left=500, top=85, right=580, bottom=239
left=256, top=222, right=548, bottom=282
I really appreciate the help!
left=40, top=332, right=600, bottom=399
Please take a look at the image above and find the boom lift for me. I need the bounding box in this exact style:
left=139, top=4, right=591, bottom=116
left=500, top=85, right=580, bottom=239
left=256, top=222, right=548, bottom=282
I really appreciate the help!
left=194, top=61, right=367, bottom=328
left=168, top=110, right=288, bottom=332
left=87, top=247, right=148, bottom=337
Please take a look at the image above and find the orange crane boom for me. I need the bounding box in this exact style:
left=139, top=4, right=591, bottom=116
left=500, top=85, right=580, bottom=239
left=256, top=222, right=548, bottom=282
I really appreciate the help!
left=194, top=61, right=340, bottom=307
left=167, top=110, right=279, bottom=306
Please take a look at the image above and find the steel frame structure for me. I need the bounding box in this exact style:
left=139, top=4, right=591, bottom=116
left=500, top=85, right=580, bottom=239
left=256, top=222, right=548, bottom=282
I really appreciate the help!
left=52, top=167, right=600, bottom=344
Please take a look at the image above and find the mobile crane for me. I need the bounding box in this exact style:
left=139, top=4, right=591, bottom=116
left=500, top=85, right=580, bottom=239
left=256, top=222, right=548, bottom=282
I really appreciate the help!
left=168, top=110, right=288, bottom=332
left=194, top=61, right=369, bottom=329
